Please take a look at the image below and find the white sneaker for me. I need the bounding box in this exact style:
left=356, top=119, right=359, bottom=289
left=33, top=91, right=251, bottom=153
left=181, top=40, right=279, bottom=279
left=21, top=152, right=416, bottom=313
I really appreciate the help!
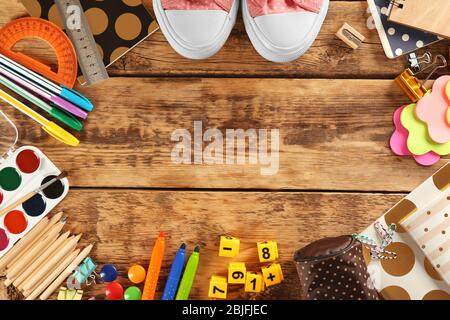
left=242, top=0, right=329, bottom=63
left=153, top=0, right=239, bottom=60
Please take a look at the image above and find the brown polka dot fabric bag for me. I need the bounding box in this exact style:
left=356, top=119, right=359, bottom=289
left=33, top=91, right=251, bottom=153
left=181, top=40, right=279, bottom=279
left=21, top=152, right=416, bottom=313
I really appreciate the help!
left=294, top=235, right=381, bottom=300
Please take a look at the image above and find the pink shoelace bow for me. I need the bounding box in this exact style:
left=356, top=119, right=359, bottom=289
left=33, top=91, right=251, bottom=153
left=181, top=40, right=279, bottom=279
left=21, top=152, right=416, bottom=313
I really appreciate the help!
left=162, top=0, right=323, bottom=17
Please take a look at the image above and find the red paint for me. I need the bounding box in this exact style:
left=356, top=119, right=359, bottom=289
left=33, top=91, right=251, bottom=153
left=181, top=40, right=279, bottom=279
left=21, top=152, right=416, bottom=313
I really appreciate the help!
left=4, top=210, right=28, bottom=235
left=0, top=191, right=3, bottom=206
left=16, top=149, right=40, bottom=174
left=0, top=228, right=9, bottom=251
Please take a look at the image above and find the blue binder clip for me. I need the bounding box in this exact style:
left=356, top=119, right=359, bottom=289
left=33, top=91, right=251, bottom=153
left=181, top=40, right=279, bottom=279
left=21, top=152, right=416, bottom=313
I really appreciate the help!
left=74, top=257, right=98, bottom=285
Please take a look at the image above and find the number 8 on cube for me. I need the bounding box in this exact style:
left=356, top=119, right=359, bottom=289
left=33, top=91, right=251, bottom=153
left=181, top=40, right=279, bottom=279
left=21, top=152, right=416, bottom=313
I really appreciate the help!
left=208, top=276, right=228, bottom=299
left=257, top=241, right=279, bottom=263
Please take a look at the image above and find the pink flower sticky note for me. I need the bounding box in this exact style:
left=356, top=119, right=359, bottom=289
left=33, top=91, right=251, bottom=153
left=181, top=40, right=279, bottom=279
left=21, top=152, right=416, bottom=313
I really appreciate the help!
left=416, top=76, right=450, bottom=144
left=390, top=105, right=440, bottom=166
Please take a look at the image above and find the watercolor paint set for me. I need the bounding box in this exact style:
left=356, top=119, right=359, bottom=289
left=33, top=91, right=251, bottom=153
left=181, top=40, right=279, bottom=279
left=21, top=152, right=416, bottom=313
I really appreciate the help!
left=0, top=112, right=69, bottom=258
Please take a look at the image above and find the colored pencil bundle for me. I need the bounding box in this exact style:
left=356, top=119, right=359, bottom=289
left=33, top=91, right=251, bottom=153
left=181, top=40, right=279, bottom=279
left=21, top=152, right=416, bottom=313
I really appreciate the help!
left=0, top=211, right=93, bottom=300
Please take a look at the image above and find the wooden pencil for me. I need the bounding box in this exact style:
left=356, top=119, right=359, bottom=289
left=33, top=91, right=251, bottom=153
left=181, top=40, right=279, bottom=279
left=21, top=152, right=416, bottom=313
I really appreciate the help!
left=4, top=226, right=62, bottom=284
left=23, top=234, right=81, bottom=292
left=6, top=221, right=66, bottom=276
left=0, top=217, right=49, bottom=272
left=25, top=249, right=80, bottom=300
left=40, top=244, right=94, bottom=300
left=14, top=232, right=71, bottom=289
left=6, top=213, right=64, bottom=270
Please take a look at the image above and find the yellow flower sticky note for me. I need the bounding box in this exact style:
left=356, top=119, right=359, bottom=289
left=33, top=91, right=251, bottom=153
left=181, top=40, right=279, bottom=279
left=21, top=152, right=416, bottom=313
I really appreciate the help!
left=401, top=103, right=450, bottom=156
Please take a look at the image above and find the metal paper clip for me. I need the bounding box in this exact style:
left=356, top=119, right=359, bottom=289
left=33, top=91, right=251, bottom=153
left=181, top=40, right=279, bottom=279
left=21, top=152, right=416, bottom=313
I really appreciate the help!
left=395, top=54, right=447, bottom=102
left=408, top=52, right=432, bottom=72
left=74, top=257, right=98, bottom=286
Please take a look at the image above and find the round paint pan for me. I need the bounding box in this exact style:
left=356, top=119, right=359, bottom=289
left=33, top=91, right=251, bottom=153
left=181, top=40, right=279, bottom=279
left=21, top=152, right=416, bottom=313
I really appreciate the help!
left=22, top=194, right=46, bottom=217
left=0, top=228, right=9, bottom=251
left=0, top=167, right=22, bottom=191
left=41, top=175, right=65, bottom=200
left=4, top=210, right=28, bottom=234
left=16, top=149, right=41, bottom=174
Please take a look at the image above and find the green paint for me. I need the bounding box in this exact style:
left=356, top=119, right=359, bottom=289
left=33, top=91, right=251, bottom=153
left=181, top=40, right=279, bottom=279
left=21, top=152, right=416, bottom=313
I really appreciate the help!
left=0, top=167, right=22, bottom=191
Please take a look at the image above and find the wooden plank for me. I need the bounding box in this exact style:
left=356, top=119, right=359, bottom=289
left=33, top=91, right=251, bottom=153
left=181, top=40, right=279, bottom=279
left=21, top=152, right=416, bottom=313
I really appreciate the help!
left=2, top=190, right=403, bottom=300
left=3, top=77, right=445, bottom=192
left=2, top=0, right=448, bottom=78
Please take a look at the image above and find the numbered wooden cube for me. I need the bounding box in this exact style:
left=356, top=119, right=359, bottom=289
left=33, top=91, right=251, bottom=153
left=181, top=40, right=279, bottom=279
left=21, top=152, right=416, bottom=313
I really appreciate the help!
left=219, top=235, right=240, bottom=258
left=245, top=272, right=264, bottom=293
left=208, top=276, right=228, bottom=299
left=257, top=241, right=279, bottom=262
left=262, top=263, right=284, bottom=287
left=228, top=262, right=246, bottom=284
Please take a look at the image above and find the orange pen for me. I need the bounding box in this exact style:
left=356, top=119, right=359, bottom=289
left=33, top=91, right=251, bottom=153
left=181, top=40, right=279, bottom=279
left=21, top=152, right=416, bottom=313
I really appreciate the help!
left=141, top=231, right=166, bottom=300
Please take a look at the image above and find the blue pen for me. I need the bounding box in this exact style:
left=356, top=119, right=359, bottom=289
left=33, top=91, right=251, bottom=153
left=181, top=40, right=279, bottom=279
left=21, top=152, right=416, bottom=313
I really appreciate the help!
left=0, top=54, right=94, bottom=112
left=162, top=243, right=187, bottom=300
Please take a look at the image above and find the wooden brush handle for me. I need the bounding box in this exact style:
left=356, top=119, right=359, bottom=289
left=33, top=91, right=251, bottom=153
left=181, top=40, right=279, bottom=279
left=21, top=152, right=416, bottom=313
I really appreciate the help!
left=0, top=191, right=35, bottom=218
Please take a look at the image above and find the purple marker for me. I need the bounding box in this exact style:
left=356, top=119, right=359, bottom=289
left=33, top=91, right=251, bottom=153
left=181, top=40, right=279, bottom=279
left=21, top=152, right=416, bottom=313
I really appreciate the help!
left=0, top=64, right=88, bottom=119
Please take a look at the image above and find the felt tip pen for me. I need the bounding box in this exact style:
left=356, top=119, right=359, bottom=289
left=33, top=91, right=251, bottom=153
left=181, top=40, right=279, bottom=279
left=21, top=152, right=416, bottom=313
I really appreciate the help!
left=162, top=243, right=187, bottom=300
left=142, top=232, right=166, bottom=300
left=0, top=54, right=94, bottom=112
left=0, top=75, right=83, bottom=132
left=0, top=63, right=88, bottom=119
left=0, top=88, right=79, bottom=147
left=175, top=245, right=200, bottom=300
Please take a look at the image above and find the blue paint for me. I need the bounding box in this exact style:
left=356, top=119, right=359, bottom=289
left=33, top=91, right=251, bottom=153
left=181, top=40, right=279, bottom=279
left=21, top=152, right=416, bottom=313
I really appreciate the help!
left=23, top=193, right=46, bottom=217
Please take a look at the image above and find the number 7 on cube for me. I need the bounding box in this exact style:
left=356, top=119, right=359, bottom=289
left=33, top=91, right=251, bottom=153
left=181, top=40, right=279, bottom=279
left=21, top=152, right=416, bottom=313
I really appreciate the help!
left=208, top=276, right=228, bottom=299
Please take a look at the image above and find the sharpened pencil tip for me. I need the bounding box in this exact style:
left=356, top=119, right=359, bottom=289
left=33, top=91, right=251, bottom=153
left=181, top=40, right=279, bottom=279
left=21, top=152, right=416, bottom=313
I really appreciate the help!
left=159, top=231, right=166, bottom=238
left=194, top=245, right=200, bottom=253
left=180, top=243, right=186, bottom=250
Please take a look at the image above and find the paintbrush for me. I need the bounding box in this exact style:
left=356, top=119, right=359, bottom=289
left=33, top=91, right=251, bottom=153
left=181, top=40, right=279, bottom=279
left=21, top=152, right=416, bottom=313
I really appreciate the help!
left=0, top=171, right=67, bottom=218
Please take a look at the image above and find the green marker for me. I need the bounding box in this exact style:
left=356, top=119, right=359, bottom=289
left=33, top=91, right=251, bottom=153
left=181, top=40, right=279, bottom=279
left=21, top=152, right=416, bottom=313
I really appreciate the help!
left=175, top=245, right=200, bottom=300
left=0, top=75, right=83, bottom=132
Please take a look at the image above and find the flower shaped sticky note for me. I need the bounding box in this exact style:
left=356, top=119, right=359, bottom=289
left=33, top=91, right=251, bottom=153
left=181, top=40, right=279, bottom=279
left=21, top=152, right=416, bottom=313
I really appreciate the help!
left=401, top=103, right=450, bottom=156
left=390, top=105, right=440, bottom=166
left=415, top=76, right=450, bottom=144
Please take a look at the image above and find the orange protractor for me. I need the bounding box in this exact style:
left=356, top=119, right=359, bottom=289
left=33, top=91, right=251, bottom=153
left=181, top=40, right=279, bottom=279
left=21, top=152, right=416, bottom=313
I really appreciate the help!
left=0, top=17, right=78, bottom=88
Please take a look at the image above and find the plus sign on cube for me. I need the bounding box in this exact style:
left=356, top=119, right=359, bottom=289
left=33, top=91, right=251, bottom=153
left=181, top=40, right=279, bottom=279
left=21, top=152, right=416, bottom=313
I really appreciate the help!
left=208, top=276, right=228, bottom=299
left=245, top=272, right=264, bottom=293
left=219, top=236, right=240, bottom=258
left=262, top=263, right=284, bottom=287
left=257, top=241, right=279, bottom=263
left=228, top=262, right=247, bottom=284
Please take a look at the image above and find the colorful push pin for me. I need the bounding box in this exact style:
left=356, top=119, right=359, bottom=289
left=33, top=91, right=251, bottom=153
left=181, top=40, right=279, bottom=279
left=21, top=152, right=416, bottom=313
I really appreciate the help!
left=124, top=286, right=142, bottom=300
left=105, top=281, right=124, bottom=300
left=128, top=265, right=146, bottom=284
left=100, top=264, right=118, bottom=282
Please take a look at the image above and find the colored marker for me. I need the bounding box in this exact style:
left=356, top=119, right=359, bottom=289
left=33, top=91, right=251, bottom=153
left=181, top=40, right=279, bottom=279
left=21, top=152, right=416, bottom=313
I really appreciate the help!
left=175, top=245, right=200, bottom=300
left=0, top=88, right=79, bottom=146
left=0, top=63, right=88, bottom=119
left=142, top=232, right=166, bottom=300
left=0, top=75, right=83, bottom=131
left=162, top=243, right=187, bottom=300
left=0, top=54, right=94, bottom=112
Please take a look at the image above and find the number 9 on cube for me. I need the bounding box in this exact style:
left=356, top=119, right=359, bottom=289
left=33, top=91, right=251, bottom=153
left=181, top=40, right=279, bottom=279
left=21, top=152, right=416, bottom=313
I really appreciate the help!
left=228, top=262, right=246, bottom=284
left=257, top=241, right=279, bottom=263
left=208, top=276, right=228, bottom=299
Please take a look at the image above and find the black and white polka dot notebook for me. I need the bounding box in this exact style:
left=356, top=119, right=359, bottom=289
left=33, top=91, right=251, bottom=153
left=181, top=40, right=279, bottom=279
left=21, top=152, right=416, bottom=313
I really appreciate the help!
left=368, top=0, right=441, bottom=59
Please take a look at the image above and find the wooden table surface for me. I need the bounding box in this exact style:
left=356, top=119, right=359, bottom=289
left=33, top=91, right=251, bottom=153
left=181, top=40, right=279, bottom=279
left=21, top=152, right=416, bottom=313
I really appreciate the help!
left=0, top=0, right=449, bottom=300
